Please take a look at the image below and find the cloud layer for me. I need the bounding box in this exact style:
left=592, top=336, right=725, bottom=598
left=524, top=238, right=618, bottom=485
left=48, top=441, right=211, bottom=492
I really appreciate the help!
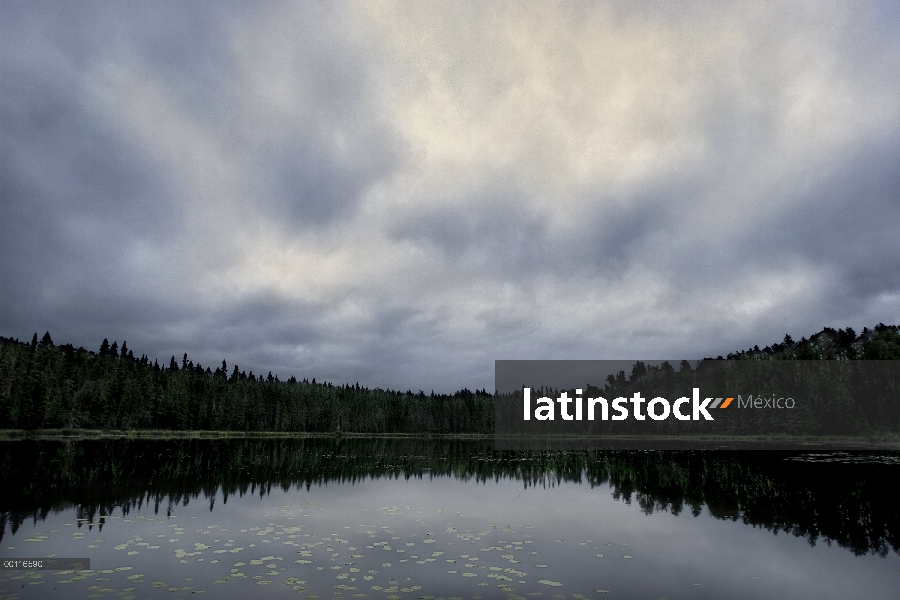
left=2, top=1, right=899, bottom=392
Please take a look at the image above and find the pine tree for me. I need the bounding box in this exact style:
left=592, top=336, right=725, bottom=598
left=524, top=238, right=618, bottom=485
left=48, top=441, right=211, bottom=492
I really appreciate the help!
left=630, top=361, right=647, bottom=382
left=38, top=331, right=53, bottom=350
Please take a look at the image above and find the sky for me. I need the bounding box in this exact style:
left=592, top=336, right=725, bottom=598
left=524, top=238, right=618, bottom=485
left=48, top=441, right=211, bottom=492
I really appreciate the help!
left=2, top=1, right=899, bottom=393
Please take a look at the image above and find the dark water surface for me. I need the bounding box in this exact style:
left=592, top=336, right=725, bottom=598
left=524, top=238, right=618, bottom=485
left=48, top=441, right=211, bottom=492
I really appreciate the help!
left=0, top=437, right=898, bottom=599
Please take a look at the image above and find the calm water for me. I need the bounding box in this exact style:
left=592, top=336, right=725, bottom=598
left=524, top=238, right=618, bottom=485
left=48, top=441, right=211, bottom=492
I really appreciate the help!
left=0, top=437, right=898, bottom=599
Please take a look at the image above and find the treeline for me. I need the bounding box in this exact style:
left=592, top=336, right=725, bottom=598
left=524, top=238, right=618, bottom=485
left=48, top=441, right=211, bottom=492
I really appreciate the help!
left=0, top=325, right=898, bottom=433
left=615, top=324, right=900, bottom=435
left=0, top=333, right=492, bottom=432
left=1, top=437, right=897, bottom=556
left=721, top=323, right=900, bottom=361
left=605, top=323, right=900, bottom=389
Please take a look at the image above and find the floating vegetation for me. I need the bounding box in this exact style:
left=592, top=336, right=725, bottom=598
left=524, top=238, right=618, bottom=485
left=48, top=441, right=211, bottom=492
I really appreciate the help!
left=3, top=437, right=896, bottom=600
left=785, top=453, right=900, bottom=465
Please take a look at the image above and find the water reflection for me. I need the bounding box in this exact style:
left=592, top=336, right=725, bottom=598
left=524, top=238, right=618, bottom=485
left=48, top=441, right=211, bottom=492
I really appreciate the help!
left=1, top=436, right=897, bottom=558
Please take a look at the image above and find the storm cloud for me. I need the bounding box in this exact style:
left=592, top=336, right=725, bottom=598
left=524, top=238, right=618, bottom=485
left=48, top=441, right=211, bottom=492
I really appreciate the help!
left=2, top=1, right=899, bottom=392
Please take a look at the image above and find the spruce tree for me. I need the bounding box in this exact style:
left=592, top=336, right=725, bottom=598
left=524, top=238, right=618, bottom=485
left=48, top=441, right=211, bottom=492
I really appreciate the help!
left=38, top=331, right=53, bottom=349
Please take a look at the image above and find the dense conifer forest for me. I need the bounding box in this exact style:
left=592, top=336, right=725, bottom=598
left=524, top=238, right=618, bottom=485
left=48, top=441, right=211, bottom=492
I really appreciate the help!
left=0, top=332, right=493, bottom=433
left=0, top=325, right=898, bottom=433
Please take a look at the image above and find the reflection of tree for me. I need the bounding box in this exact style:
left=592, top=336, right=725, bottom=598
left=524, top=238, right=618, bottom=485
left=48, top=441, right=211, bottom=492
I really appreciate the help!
left=591, top=451, right=899, bottom=557
left=0, top=438, right=896, bottom=557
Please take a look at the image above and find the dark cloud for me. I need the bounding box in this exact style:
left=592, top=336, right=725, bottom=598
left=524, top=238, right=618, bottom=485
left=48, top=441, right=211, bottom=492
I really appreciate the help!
left=788, top=134, right=900, bottom=295
left=1, top=1, right=899, bottom=393
left=260, top=122, right=404, bottom=225
left=0, top=62, right=183, bottom=331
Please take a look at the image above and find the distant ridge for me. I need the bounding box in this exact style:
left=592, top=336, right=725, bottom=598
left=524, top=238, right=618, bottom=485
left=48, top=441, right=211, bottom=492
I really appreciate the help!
left=716, top=323, right=900, bottom=361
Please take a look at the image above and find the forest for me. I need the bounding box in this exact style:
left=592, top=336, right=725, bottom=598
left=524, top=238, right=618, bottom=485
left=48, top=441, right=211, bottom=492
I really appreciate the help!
left=0, top=324, right=898, bottom=433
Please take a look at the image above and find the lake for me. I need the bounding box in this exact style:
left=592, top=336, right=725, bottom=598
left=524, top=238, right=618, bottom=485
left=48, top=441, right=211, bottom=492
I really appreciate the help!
left=1, top=436, right=898, bottom=599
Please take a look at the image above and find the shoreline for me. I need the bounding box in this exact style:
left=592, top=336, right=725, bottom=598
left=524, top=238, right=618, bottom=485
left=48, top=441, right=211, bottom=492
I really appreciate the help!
left=0, top=429, right=898, bottom=449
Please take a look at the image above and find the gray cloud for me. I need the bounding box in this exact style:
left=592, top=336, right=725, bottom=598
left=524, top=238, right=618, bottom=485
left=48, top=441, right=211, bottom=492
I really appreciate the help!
left=2, top=1, right=899, bottom=392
